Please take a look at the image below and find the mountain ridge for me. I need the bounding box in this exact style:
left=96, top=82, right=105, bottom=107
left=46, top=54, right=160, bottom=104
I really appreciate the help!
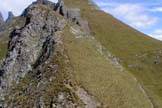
left=0, top=0, right=162, bottom=108
left=0, top=1, right=101, bottom=107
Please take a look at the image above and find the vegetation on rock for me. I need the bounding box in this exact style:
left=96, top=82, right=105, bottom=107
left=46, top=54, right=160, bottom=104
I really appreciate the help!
left=0, top=0, right=162, bottom=108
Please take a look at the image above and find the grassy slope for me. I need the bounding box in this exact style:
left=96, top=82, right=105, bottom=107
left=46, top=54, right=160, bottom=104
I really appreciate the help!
left=64, top=0, right=162, bottom=107
left=0, top=39, right=7, bottom=60
left=0, top=34, right=8, bottom=60
left=63, top=26, right=152, bottom=108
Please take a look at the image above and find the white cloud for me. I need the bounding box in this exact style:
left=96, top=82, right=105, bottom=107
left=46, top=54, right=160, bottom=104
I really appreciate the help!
left=150, top=29, right=162, bottom=40
left=102, top=3, right=158, bottom=29
left=94, top=1, right=162, bottom=41
left=151, top=7, right=162, bottom=12
left=0, top=0, right=58, bottom=19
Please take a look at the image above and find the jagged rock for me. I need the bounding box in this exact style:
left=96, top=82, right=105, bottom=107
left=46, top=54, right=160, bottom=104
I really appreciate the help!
left=0, top=4, right=65, bottom=107
left=0, top=12, right=4, bottom=27
left=36, top=0, right=56, bottom=9
left=54, top=0, right=80, bottom=20
left=36, top=0, right=43, bottom=4
left=54, top=0, right=90, bottom=34
left=66, top=8, right=81, bottom=22
left=0, top=0, right=92, bottom=107
left=54, top=0, right=64, bottom=12
left=42, top=0, right=56, bottom=9
left=35, top=0, right=90, bottom=35
left=6, top=11, right=14, bottom=23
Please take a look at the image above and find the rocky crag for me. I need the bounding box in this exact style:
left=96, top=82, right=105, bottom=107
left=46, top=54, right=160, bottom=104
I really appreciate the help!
left=0, top=0, right=99, bottom=108
left=0, top=12, right=4, bottom=30
left=0, top=11, right=16, bottom=34
left=6, top=12, right=14, bottom=24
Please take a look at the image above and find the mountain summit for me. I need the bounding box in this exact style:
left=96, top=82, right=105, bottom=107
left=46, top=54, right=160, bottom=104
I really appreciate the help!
left=0, top=0, right=162, bottom=108
left=6, top=12, right=14, bottom=23
left=0, top=12, right=4, bottom=26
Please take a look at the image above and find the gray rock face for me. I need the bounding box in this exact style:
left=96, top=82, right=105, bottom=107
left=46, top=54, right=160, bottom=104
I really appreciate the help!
left=42, top=0, right=56, bottom=9
left=35, top=0, right=90, bottom=35
left=6, top=11, right=14, bottom=23
left=36, top=0, right=56, bottom=9
left=54, top=0, right=65, bottom=14
left=0, top=4, right=64, bottom=107
left=54, top=0, right=90, bottom=34
left=67, top=8, right=81, bottom=21
left=54, top=0, right=79, bottom=20
left=0, top=0, right=91, bottom=107
left=0, top=12, right=4, bottom=26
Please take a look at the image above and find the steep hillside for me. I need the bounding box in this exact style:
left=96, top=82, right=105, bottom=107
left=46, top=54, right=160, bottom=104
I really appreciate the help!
left=62, top=25, right=153, bottom=108
left=64, top=0, right=162, bottom=107
left=0, top=0, right=162, bottom=108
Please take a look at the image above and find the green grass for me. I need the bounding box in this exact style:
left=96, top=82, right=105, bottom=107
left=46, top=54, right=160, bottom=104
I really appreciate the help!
left=64, top=0, right=162, bottom=107
left=62, top=26, right=153, bottom=108
left=0, top=37, right=8, bottom=60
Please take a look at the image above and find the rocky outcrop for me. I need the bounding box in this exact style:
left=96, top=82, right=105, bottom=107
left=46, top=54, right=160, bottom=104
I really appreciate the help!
left=0, top=12, right=4, bottom=27
left=54, top=0, right=80, bottom=22
left=58, top=1, right=90, bottom=34
left=36, top=0, right=43, bottom=4
left=45, top=0, right=90, bottom=34
left=0, top=0, right=93, bottom=107
left=6, top=11, right=14, bottom=23
left=36, top=0, right=56, bottom=9
left=0, top=3, right=65, bottom=107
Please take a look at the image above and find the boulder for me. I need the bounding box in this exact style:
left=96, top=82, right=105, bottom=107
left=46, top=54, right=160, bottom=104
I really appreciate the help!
left=78, top=19, right=90, bottom=35
left=67, top=8, right=81, bottom=21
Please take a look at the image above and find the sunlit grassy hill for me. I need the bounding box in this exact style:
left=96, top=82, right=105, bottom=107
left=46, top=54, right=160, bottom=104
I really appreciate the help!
left=64, top=0, right=162, bottom=107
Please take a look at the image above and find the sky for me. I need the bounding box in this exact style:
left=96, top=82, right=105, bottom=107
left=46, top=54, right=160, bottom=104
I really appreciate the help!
left=0, top=0, right=162, bottom=40
left=93, top=0, right=162, bottom=40
left=0, top=0, right=58, bottom=19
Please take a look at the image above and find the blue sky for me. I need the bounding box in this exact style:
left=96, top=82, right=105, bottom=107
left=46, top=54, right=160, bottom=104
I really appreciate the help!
left=0, top=0, right=162, bottom=40
left=0, top=0, right=58, bottom=19
left=93, top=0, right=162, bottom=40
